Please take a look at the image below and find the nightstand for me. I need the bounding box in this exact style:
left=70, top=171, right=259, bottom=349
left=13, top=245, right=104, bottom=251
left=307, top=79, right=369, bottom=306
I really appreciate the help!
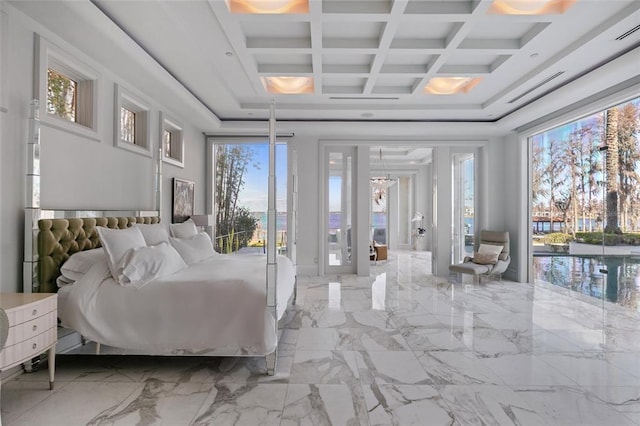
left=0, top=293, right=57, bottom=389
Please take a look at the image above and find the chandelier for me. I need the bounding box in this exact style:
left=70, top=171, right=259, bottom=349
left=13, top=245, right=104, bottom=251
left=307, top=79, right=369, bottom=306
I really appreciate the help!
left=370, top=148, right=396, bottom=205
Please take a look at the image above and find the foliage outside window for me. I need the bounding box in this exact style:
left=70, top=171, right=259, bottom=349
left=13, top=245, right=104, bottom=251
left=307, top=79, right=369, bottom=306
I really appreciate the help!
left=215, top=145, right=259, bottom=253
left=163, top=130, right=172, bottom=157
left=161, top=112, right=184, bottom=167
left=120, top=107, right=136, bottom=144
left=47, top=68, right=77, bottom=122
left=114, top=84, right=150, bottom=156
left=531, top=97, right=640, bottom=239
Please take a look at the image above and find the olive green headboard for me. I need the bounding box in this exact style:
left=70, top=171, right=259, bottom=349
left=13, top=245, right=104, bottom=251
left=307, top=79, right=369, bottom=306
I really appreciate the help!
left=37, top=216, right=160, bottom=293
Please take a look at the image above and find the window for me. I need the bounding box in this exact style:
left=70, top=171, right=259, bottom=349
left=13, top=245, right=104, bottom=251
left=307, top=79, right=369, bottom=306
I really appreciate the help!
left=212, top=141, right=288, bottom=254
left=114, top=84, right=151, bottom=156
left=35, top=35, right=99, bottom=139
left=160, top=112, right=184, bottom=167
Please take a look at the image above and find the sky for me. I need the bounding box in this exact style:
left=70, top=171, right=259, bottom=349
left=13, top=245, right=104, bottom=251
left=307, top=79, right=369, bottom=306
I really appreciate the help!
left=235, top=143, right=288, bottom=212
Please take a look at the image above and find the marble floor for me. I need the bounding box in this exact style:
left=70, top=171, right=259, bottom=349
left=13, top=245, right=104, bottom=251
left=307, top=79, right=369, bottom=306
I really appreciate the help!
left=2, top=251, right=640, bottom=425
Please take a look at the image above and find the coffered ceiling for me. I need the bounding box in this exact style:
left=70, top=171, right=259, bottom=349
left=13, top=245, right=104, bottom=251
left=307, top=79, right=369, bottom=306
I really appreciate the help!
left=11, top=0, right=640, bottom=124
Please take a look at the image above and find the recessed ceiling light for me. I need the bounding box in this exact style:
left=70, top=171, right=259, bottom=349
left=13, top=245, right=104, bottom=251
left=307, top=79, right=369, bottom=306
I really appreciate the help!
left=530, top=52, right=540, bottom=58
left=225, top=51, right=233, bottom=57
left=226, top=0, right=309, bottom=14
left=361, top=112, right=374, bottom=118
left=424, top=77, right=482, bottom=95
left=261, top=76, right=314, bottom=94
left=488, top=0, right=575, bottom=15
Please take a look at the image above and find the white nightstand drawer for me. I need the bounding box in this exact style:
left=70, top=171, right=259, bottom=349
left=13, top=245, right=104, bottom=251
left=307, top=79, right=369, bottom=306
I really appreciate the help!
left=0, top=327, right=56, bottom=370
left=4, top=310, right=57, bottom=347
left=5, top=296, right=57, bottom=326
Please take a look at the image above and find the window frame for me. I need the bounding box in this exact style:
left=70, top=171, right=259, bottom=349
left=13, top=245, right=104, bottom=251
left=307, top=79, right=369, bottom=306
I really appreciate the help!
left=160, top=111, right=185, bottom=168
left=114, top=83, right=152, bottom=157
left=34, top=35, right=99, bottom=140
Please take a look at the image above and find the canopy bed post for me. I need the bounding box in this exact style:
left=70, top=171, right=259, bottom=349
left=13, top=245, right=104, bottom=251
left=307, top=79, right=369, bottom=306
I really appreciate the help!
left=155, top=147, right=162, bottom=221
left=266, top=100, right=278, bottom=375
left=24, top=99, right=41, bottom=294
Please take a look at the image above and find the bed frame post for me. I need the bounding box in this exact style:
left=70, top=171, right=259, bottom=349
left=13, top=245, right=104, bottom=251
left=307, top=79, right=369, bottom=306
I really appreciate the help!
left=155, top=147, right=163, bottom=221
left=265, top=100, right=278, bottom=375
left=24, top=99, right=41, bottom=293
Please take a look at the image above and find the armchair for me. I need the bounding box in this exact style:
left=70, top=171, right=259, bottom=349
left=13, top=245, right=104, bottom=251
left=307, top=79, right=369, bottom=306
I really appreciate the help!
left=449, top=230, right=510, bottom=282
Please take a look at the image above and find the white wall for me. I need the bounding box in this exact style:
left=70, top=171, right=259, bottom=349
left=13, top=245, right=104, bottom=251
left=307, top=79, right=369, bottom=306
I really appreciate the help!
left=0, top=4, right=209, bottom=293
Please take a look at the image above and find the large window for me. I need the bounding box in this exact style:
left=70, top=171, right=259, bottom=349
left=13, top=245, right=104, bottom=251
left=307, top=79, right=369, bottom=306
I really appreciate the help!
left=213, top=142, right=287, bottom=254
left=531, top=96, right=640, bottom=311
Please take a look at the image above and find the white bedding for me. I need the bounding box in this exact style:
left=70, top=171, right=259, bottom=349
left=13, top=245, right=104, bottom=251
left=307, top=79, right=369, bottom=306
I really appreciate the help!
left=58, top=253, right=295, bottom=355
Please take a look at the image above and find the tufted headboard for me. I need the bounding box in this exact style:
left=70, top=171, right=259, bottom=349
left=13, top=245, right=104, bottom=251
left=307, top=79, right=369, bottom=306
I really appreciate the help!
left=37, top=216, right=160, bottom=293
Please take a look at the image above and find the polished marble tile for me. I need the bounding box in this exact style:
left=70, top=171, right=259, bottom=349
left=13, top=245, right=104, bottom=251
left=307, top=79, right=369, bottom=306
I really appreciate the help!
left=192, top=383, right=287, bottom=425
left=439, top=385, right=548, bottom=425
left=363, top=384, right=455, bottom=426
left=512, top=385, right=638, bottom=425
left=2, top=250, right=640, bottom=425
left=415, top=351, right=505, bottom=385
left=282, top=384, right=367, bottom=426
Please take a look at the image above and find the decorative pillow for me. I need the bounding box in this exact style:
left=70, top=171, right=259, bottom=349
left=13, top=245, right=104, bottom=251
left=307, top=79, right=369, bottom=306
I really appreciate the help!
left=134, top=223, right=170, bottom=246
left=472, top=252, right=499, bottom=265
left=478, top=243, right=503, bottom=256
left=169, top=219, right=198, bottom=239
left=170, top=232, right=216, bottom=265
left=120, top=242, right=187, bottom=288
left=60, top=248, right=105, bottom=282
left=97, top=226, right=147, bottom=282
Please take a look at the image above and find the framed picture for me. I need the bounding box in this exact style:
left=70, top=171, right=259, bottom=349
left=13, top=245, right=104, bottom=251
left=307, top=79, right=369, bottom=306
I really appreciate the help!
left=172, top=178, right=195, bottom=223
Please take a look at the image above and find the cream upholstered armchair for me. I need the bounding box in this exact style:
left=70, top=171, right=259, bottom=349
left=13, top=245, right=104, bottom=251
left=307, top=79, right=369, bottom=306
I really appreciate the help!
left=449, top=230, right=510, bottom=281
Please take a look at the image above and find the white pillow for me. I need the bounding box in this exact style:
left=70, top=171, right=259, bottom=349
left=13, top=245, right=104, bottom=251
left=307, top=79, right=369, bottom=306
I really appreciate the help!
left=478, top=243, right=503, bottom=256
left=60, top=248, right=105, bottom=282
left=120, top=242, right=187, bottom=288
left=56, top=275, right=75, bottom=288
left=169, top=219, right=198, bottom=239
left=134, top=223, right=170, bottom=246
left=97, top=226, right=147, bottom=281
left=170, top=232, right=216, bottom=265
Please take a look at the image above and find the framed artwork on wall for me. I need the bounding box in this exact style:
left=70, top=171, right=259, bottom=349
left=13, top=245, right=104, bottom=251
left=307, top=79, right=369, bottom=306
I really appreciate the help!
left=172, top=178, right=194, bottom=223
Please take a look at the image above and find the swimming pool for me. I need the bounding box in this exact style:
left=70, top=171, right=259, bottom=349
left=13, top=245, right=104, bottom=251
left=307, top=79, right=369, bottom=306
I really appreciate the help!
left=533, top=255, right=640, bottom=311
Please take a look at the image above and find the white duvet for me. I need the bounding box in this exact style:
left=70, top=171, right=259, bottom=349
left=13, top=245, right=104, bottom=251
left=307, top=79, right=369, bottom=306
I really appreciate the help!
left=58, top=254, right=295, bottom=355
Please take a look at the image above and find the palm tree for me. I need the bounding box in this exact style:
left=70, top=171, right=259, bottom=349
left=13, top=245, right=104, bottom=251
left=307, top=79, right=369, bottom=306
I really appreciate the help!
left=616, top=102, right=640, bottom=231
left=604, top=107, right=622, bottom=234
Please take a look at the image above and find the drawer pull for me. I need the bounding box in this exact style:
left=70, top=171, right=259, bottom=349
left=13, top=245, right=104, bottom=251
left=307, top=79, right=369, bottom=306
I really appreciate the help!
left=33, top=324, right=38, bottom=332
left=32, top=343, right=37, bottom=350
left=32, top=309, right=37, bottom=316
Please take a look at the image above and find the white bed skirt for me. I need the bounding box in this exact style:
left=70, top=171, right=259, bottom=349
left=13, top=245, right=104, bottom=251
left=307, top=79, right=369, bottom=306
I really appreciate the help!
left=58, top=254, right=295, bottom=355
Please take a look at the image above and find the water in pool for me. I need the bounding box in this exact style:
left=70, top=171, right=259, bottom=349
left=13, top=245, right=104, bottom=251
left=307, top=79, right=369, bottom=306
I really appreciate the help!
left=533, top=255, right=640, bottom=311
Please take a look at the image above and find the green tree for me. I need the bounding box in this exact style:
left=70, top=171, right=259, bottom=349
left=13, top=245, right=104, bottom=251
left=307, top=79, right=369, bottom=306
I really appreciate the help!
left=604, top=107, right=622, bottom=234
left=617, top=102, right=640, bottom=231
left=47, top=69, right=76, bottom=120
left=214, top=145, right=259, bottom=252
left=544, top=139, right=567, bottom=232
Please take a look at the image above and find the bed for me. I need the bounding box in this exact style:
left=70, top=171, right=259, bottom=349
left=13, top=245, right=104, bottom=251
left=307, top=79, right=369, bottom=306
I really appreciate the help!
left=23, top=103, right=293, bottom=374
left=32, top=215, right=296, bottom=373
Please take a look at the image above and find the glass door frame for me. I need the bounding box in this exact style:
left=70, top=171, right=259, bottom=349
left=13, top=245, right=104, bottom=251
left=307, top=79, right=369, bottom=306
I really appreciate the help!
left=451, top=151, right=476, bottom=264
left=322, top=146, right=357, bottom=274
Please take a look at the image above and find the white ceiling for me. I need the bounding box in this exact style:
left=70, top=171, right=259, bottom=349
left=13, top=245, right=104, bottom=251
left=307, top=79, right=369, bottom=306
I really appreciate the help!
left=10, top=0, right=640, bottom=125
left=90, top=0, right=640, bottom=122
